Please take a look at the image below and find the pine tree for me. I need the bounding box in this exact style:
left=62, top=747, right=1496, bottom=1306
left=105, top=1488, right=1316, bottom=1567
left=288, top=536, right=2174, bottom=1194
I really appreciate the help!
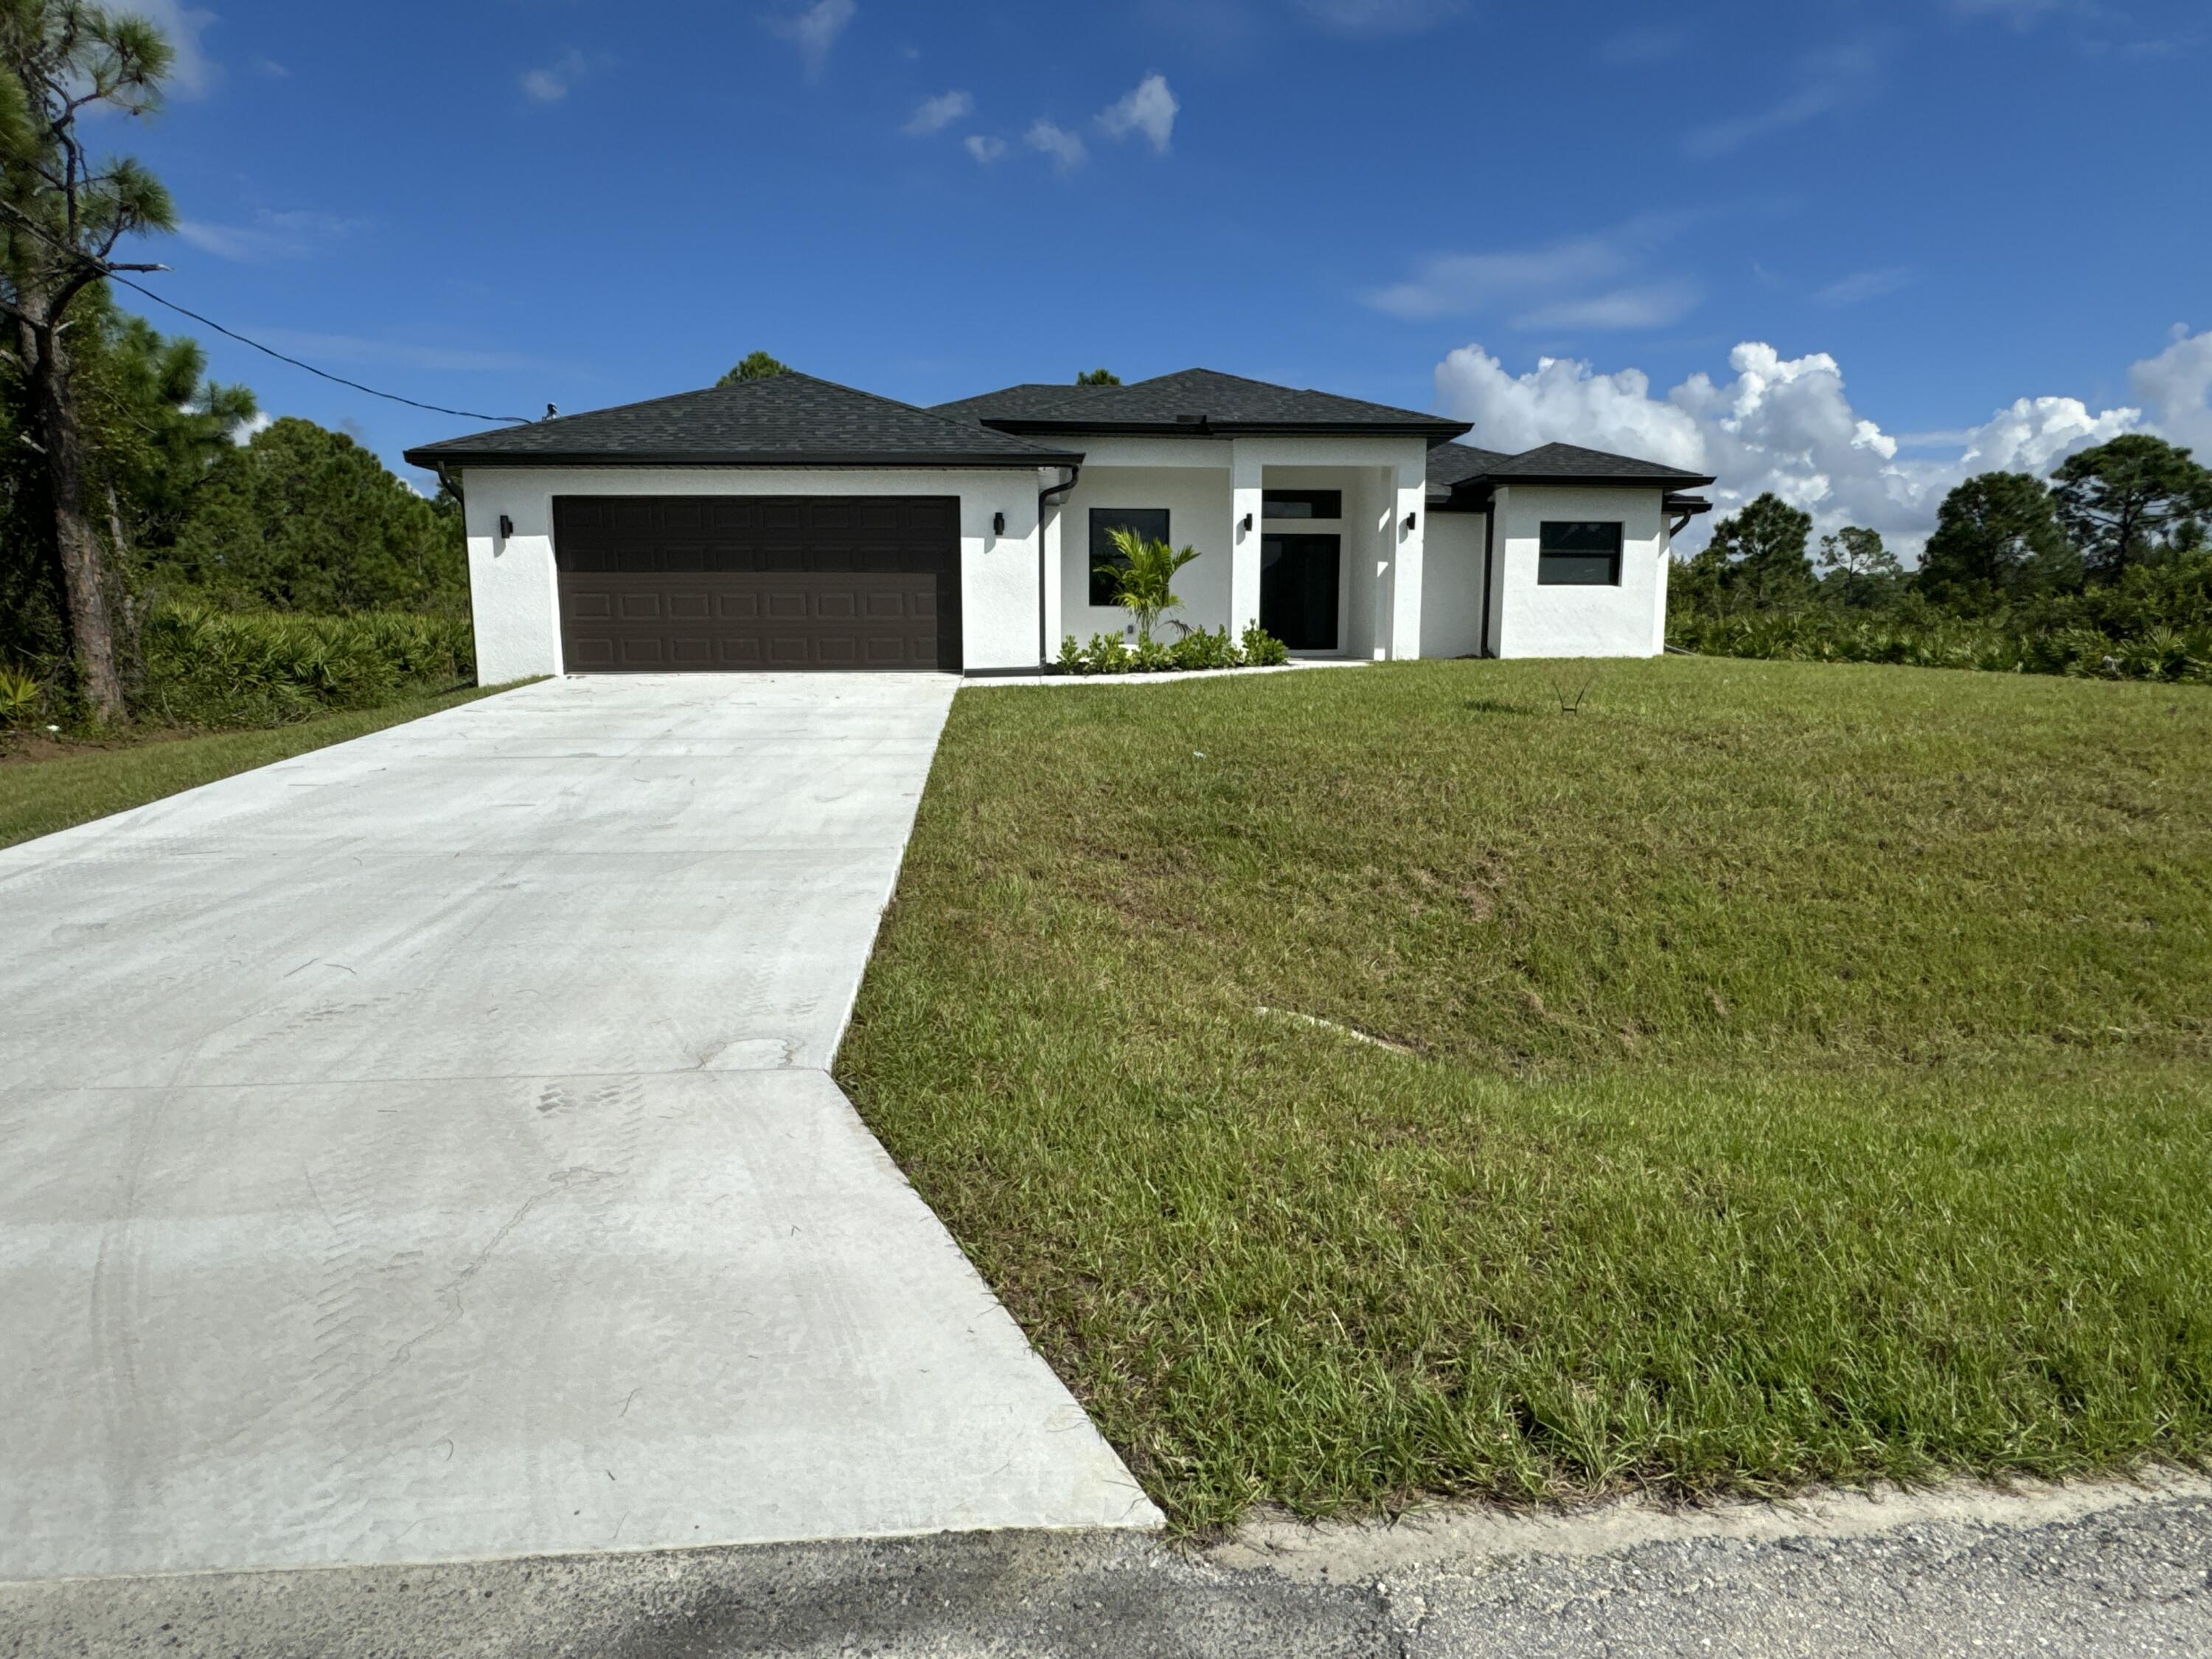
left=0, top=0, right=180, bottom=722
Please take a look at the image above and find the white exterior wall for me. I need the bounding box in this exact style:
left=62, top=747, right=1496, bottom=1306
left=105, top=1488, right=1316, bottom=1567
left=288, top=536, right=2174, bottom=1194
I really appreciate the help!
left=457, top=465, right=1048, bottom=681
left=1056, top=459, right=1234, bottom=644
left=1420, top=510, right=1489, bottom=658
left=1390, top=457, right=1427, bottom=661
left=1491, top=484, right=1669, bottom=659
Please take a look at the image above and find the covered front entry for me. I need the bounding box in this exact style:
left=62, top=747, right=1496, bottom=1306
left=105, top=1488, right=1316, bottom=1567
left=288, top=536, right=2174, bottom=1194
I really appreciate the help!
left=553, top=494, right=961, bottom=671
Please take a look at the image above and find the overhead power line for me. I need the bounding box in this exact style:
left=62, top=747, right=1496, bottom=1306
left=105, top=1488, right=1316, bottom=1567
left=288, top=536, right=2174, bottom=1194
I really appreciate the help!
left=105, top=276, right=533, bottom=426
left=0, top=199, right=532, bottom=425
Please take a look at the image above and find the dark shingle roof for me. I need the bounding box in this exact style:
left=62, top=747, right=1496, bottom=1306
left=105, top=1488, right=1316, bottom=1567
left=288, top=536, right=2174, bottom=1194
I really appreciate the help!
left=930, top=383, right=1102, bottom=424
left=1425, top=442, right=1515, bottom=495
left=1427, top=439, right=1716, bottom=504
left=403, top=373, right=1082, bottom=470
left=933, top=368, right=1470, bottom=442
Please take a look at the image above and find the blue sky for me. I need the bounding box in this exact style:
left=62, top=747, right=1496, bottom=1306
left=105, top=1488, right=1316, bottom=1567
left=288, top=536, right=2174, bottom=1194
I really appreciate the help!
left=120, top=0, right=2210, bottom=549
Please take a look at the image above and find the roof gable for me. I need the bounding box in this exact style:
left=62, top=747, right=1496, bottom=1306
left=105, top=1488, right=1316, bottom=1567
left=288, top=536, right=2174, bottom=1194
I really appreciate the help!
left=404, top=373, right=1080, bottom=470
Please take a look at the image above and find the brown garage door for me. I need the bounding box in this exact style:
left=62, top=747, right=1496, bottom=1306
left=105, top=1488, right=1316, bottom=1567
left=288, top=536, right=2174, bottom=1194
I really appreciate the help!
left=553, top=495, right=961, bottom=672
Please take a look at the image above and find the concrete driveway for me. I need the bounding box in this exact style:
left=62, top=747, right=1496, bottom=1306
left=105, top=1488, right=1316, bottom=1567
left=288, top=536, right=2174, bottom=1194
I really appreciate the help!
left=0, top=675, right=1156, bottom=1583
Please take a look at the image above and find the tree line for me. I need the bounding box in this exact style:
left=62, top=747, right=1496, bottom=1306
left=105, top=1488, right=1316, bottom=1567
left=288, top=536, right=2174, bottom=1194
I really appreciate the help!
left=1670, top=435, right=2212, bottom=681
left=2, top=1, right=462, bottom=726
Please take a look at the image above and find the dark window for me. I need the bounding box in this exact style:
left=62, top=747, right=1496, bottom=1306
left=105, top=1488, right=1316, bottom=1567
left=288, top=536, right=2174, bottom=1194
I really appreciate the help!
left=1089, top=507, right=1169, bottom=605
left=1537, top=521, right=1623, bottom=585
left=1262, top=489, right=1343, bottom=521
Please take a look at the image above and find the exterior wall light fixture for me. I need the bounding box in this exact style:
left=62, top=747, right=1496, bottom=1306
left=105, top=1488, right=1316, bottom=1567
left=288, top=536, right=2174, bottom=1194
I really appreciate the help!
left=1240, top=512, right=1253, bottom=532
left=1403, top=512, right=1418, bottom=532
left=498, top=514, right=514, bottom=539
left=992, top=511, right=1006, bottom=535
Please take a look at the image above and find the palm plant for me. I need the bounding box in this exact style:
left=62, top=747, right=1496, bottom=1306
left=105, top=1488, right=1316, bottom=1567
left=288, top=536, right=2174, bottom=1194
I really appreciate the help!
left=1097, top=526, right=1201, bottom=644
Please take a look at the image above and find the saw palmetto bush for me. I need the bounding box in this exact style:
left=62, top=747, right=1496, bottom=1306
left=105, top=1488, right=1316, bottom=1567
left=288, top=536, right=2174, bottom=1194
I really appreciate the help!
left=135, top=605, right=473, bottom=728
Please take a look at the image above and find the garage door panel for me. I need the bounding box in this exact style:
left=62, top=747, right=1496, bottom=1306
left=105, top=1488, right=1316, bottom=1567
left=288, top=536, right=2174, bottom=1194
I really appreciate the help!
left=554, top=495, right=961, bottom=672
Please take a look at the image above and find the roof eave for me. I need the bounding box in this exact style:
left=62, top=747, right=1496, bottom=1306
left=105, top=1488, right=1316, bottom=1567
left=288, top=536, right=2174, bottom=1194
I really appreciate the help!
left=1446, top=470, right=1717, bottom=498
left=399, top=448, right=1086, bottom=470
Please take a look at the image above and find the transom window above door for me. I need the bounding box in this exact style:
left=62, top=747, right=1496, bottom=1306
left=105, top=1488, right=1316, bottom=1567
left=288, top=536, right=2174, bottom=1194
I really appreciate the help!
left=1262, top=490, right=1343, bottom=521
left=1089, top=507, right=1169, bottom=605
left=1537, top=521, right=1624, bottom=586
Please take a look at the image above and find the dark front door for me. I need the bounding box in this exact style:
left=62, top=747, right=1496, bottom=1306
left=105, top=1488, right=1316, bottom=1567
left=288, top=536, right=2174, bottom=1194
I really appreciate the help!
left=1260, top=534, right=1340, bottom=651
left=552, top=495, right=961, bottom=672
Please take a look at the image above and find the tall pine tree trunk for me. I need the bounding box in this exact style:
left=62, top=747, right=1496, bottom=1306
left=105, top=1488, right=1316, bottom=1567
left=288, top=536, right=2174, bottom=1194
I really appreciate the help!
left=20, top=307, right=126, bottom=724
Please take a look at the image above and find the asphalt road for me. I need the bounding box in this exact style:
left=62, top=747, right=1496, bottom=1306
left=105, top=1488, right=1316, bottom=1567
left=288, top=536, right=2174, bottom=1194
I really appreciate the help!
left=6, top=1476, right=2206, bottom=1657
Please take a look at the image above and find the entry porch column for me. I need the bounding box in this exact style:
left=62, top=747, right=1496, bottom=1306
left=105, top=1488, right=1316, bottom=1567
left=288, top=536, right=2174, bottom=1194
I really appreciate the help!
left=1229, top=442, right=1263, bottom=639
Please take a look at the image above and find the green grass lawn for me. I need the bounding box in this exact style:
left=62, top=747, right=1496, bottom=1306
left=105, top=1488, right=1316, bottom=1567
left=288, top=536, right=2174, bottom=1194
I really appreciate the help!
left=836, top=656, right=2212, bottom=1531
left=0, top=683, right=509, bottom=851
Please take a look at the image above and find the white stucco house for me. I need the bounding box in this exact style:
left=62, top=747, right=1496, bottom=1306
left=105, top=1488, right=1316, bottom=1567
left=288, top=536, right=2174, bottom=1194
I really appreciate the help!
left=403, top=369, right=1714, bottom=679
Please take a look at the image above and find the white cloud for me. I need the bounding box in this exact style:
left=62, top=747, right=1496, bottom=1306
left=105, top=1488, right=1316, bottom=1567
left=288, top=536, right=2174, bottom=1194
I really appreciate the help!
left=1364, top=215, right=1692, bottom=327
left=520, top=49, right=587, bottom=103
left=767, top=0, right=856, bottom=77
left=1435, top=347, right=1708, bottom=470
left=125, top=0, right=218, bottom=98
left=1434, top=339, right=2144, bottom=560
left=1025, top=119, right=1088, bottom=173
left=1814, top=266, right=1916, bottom=307
left=903, top=88, right=973, bottom=136
left=175, top=209, right=362, bottom=262
left=1683, top=42, right=1879, bottom=159
left=1098, top=73, right=1179, bottom=155
left=963, top=133, right=1007, bottom=164
left=1512, top=282, right=1703, bottom=332
left=2129, top=324, right=2212, bottom=456
left=251, top=56, right=288, bottom=79
left=1295, top=0, right=1460, bottom=37
left=230, top=410, right=274, bottom=445
left=1368, top=237, right=1629, bottom=322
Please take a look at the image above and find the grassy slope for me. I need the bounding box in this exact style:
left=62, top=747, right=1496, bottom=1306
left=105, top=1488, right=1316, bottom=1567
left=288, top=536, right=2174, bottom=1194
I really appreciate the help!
left=837, top=657, right=2212, bottom=1531
left=0, top=684, right=507, bottom=851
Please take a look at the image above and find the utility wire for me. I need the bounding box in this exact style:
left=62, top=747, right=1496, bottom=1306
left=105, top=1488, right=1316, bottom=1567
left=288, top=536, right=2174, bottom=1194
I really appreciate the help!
left=104, top=275, right=534, bottom=426
left=1, top=199, right=532, bottom=423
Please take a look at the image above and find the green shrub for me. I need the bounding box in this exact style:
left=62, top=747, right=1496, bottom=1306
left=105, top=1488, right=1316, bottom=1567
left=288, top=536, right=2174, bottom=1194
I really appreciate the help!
left=135, top=605, right=475, bottom=729
left=1169, top=627, right=1244, bottom=670
left=1059, top=632, right=1135, bottom=675
left=1240, top=622, right=1290, bottom=667
left=1057, top=624, right=1293, bottom=675
left=1132, top=635, right=1176, bottom=672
